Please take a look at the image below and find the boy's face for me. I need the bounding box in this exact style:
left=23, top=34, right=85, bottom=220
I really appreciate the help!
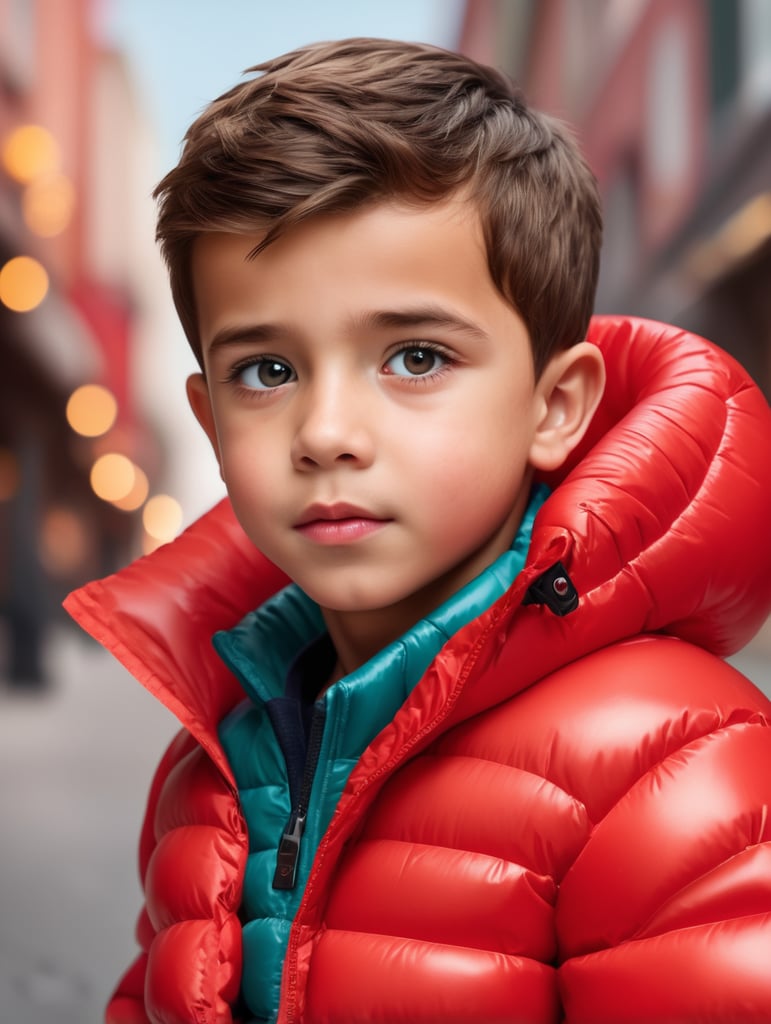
left=188, top=199, right=570, bottom=650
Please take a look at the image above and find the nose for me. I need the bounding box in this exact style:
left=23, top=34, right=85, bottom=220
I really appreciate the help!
left=290, top=377, right=375, bottom=471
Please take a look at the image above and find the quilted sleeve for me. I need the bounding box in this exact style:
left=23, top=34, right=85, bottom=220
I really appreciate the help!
left=105, top=730, right=195, bottom=1024
left=552, top=640, right=771, bottom=1022
left=105, top=729, right=247, bottom=1024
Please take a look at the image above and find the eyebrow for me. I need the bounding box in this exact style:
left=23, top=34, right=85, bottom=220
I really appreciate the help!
left=207, top=323, right=292, bottom=353
left=205, top=304, right=490, bottom=354
left=355, top=306, right=490, bottom=342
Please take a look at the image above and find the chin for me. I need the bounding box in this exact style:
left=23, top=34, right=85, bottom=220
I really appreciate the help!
left=298, top=578, right=407, bottom=615
left=307, top=591, right=391, bottom=614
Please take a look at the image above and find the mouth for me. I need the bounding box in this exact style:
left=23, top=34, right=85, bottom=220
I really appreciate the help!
left=295, top=502, right=385, bottom=526
left=294, top=503, right=391, bottom=544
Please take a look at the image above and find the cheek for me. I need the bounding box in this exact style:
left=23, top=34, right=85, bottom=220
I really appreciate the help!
left=415, top=442, right=529, bottom=542
left=417, top=412, right=530, bottom=498
left=217, top=426, right=274, bottom=487
left=217, top=442, right=281, bottom=540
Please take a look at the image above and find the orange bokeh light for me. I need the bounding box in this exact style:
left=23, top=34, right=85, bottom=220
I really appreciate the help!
left=0, top=255, right=49, bottom=312
left=2, top=124, right=60, bottom=184
left=66, top=384, right=118, bottom=438
left=142, top=494, right=183, bottom=542
left=23, top=173, right=75, bottom=237
left=90, top=453, right=136, bottom=503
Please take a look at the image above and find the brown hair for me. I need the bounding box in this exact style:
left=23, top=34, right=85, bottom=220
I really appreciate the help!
left=154, top=37, right=602, bottom=375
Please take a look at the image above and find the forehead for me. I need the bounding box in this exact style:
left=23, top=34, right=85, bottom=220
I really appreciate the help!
left=190, top=198, right=523, bottom=357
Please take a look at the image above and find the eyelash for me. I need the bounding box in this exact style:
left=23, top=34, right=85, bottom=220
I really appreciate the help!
left=223, top=356, right=295, bottom=390
left=384, top=341, right=456, bottom=385
left=221, top=341, right=457, bottom=392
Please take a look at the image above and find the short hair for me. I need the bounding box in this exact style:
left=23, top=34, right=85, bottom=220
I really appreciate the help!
left=154, top=37, right=602, bottom=375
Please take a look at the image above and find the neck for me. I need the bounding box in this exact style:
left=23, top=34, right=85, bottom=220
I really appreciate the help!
left=321, top=607, right=409, bottom=683
left=320, top=540, right=513, bottom=681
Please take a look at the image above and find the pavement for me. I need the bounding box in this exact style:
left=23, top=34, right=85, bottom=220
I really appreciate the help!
left=0, top=622, right=178, bottom=1024
left=0, top=617, right=769, bottom=1023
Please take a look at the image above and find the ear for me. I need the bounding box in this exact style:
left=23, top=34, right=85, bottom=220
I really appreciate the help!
left=186, top=373, right=224, bottom=477
left=528, top=341, right=606, bottom=473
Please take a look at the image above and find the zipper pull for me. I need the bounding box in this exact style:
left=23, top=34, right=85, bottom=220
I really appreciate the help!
left=272, top=811, right=306, bottom=890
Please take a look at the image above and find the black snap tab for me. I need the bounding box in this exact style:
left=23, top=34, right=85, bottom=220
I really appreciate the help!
left=523, top=561, right=578, bottom=616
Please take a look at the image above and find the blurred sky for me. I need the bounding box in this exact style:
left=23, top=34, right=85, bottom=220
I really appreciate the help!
left=101, top=0, right=464, bottom=174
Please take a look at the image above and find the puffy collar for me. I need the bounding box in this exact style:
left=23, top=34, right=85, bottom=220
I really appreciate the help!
left=64, top=316, right=771, bottom=780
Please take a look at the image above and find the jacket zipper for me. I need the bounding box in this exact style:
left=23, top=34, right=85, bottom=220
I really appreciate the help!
left=273, top=703, right=326, bottom=890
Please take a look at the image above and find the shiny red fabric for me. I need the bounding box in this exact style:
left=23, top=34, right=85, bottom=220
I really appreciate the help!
left=65, top=317, right=771, bottom=1024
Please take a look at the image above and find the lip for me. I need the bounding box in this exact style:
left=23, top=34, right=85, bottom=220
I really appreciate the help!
left=294, top=502, right=382, bottom=526
left=294, top=502, right=391, bottom=544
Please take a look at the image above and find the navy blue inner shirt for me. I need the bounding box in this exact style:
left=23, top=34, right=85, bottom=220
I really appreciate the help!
left=263, top=632, right=336, bottom=803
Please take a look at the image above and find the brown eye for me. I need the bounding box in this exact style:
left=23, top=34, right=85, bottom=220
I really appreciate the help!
left=386, top=347, right=444, bottom=377
left=238, top=359, right=296, bottom=389
left=402, top=349, right=436, bottom=374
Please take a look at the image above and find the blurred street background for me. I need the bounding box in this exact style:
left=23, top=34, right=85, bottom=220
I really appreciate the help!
left=0, top=0, right=770, bottom=1020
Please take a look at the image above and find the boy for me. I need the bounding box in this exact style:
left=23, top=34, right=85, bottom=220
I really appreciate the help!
left=66, top=38, right=771, bottom=1024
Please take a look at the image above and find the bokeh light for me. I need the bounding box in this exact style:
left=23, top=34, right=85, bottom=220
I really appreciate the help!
left=66, top=384, right=118, bottom=438
left=39, top=506, right=90, bottom=576
left=0, top=255, right=49, bottom=312
left=143, top=494, right=183, bottom=542
left=90, top=453, right=136, bottom=502
left=111, top=465, right=149, bottom=512
left=1, top=124, right=60, bottom=183
left=22, top=173, right=76, bottom=237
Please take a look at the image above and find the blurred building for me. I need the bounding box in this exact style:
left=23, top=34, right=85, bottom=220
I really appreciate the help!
left=0, top=0, right=164, bottom=684
left=458, top=0, right=771, bottom=398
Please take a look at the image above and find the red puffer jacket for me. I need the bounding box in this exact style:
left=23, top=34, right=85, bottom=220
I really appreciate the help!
left=66, top=317, right=771, bottom=1024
